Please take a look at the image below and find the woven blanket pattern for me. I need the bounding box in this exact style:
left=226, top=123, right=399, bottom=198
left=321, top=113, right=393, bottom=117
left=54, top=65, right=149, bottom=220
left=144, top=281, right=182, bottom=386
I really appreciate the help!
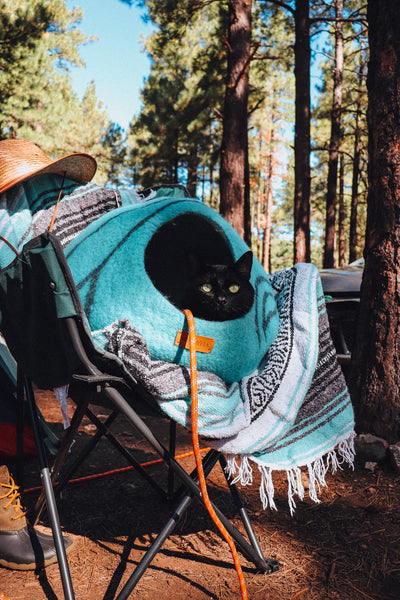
left=0, top=179, right=355, bottom=512
left=102, top=262, right=355, bottom=513
left=0, top=176, right=123, bottom=267
left=23, top=184, right=121, bottom=248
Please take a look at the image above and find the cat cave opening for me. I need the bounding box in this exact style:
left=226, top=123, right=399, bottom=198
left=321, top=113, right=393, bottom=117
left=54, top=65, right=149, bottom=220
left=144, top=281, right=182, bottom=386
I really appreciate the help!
left=144, top=212, right=236, bottom=318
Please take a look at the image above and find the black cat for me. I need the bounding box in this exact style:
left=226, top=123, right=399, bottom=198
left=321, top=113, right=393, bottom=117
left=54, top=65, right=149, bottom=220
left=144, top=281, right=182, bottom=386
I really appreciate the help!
left=181, top=251, right=254, bottom=321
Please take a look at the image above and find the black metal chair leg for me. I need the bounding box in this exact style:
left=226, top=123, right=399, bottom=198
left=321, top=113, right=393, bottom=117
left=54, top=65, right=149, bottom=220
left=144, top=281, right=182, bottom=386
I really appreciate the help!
left=104, top=385, right=276, bottom=572
left=167, top=420, right=176, bottom=500
left=33, top=390, right=92, bottom=523
left=16, top=367, right=25, bottom=490
left=24, top=375, right=75, bottom=600
left=82, top=404, right=169, bottom=498
left=117, top=491, right=193, bottom=599
left=219, top=454, right=278, bottom=571
left=115, top=445, right=220, bottom=598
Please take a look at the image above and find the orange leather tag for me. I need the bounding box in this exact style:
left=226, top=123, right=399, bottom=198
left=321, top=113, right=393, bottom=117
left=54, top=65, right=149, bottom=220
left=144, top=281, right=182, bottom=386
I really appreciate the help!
left=175, top=330, right=215, bottom=354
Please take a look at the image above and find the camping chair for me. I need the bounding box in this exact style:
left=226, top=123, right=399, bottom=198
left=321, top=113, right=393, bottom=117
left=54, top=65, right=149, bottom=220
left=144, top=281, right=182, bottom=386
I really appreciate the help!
left=0, top=335, right=58, bottom=483
left=0, top=230, right=278, bottom=600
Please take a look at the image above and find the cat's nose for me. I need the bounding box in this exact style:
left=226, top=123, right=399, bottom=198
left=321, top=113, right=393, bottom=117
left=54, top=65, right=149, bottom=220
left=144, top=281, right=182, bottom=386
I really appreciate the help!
left=217, top=295, right=227, bottom=304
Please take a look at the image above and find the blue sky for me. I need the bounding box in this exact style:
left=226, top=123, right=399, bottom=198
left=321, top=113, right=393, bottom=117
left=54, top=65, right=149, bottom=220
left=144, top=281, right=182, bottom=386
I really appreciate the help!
left=66, top=0, right=154, bottom=131
left=65, top=2, right=326, bottom=131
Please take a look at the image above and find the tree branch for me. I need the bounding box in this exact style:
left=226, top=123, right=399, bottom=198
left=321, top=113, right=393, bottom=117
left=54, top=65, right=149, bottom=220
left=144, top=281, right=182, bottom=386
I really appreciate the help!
left=248, top=97, right=265, bottom=117
left=260, top=0, right=295, bottom=16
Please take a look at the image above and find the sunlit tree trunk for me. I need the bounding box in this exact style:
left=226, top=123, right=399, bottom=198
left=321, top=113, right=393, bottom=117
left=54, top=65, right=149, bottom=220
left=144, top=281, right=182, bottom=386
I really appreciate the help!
left=293, top=0, right=311, bottom=263
left=262, top=126, right=274, bottom=273
left=350, top=0, right=400, bottom=442
left=244, top=131, right=252, bottom=245
left=349, top=57, right=366, bottom=263
left=256, top=132, right=263, bottom=261
left=338, top=154, right=345, bottom=266
left=220, top=0, right=252, bottom=242
left=256, top=185, right=262, bottom=260
left=323, top=0, right=344, bottom=268
left=186, top=146, right=198, bottom=197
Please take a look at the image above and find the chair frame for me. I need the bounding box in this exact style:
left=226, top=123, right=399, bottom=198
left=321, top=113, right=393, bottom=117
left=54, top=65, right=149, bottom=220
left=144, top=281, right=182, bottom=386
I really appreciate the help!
left=5, top=232, right=279, bottom=600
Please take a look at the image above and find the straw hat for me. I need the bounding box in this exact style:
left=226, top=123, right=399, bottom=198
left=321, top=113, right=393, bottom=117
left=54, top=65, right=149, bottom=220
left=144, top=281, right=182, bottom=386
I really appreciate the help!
left=0, top=139, right=97, bottom=194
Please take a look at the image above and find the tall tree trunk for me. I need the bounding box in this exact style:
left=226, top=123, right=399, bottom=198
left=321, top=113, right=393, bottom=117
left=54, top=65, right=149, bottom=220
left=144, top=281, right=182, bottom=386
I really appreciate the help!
left=293, top=0, right=311, bottom=264
left=209, top=163, right=216, bottom=209
left=262, top=151, right=273, bottom=273
left=349, top=57, right=366, bottom=263
left=349, top=0, right=400, bottom=443
left=244, top=129, right=252, bottom=245
left=186, top=146, right=198, bottom=197
left=220, top=0, right=252, bottom=241
left=262, top=121, right=275, bottom=273
left=256, top=132, right=263, bottom=261
left=338, top=154, right=345, bottom=266
left=323, top=0, right=344, bottom=268
left=256, top=183, right=262, bottom=261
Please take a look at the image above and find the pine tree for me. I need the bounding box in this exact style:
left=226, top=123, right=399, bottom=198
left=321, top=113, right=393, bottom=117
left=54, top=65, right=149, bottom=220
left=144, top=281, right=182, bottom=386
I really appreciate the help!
left=323, top=0, right=344, bottom=268
left=127, top=1, right=226, bottom=193
left=0, top=0, right=117, bottom=184
left=350, top=0, right=400, bottom=443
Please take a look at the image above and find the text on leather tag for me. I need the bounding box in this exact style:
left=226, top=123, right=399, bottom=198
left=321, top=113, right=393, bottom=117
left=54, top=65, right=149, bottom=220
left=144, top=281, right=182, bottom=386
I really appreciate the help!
left=174, top=330, right=215, bottom=354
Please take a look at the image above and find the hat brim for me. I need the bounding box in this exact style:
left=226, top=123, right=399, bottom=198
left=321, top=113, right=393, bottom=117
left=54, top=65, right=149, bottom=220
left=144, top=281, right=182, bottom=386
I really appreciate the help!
left=0, top=153, right=97, bottom=195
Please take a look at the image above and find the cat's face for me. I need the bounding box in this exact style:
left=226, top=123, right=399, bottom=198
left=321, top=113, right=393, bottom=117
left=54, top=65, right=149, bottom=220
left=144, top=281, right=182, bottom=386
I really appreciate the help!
left=182, top=251, right=254, bottom=321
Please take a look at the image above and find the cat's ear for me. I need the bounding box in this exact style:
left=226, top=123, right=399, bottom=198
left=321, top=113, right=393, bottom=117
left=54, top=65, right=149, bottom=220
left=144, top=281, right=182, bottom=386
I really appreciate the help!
left=234, top=251, right=253, bottom=280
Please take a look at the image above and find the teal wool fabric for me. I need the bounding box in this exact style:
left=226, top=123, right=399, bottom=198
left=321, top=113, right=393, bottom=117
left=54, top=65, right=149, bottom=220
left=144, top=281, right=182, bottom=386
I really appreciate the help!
left=65, top=196, right=280, bottom=383
left=100, top=263, right=355, bottom=514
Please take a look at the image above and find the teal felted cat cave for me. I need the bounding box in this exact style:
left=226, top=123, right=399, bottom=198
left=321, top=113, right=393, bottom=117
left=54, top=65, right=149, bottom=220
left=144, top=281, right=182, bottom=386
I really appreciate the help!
left=65, top=196, right=280, bottom=383
left=65, top=194, right=355, bottom=513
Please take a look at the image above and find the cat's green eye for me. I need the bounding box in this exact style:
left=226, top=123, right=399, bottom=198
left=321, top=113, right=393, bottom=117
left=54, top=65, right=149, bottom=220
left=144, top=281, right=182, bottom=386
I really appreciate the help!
left=229, top=284, right=240, bottom=294
left=200, top=283, right=212, bottom=293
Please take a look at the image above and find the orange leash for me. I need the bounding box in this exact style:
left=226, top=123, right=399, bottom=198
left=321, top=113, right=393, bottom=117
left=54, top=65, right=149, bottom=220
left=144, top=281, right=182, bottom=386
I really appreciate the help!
left=22, top=448, right=211, bottom=494
left=48, top=171, right=66, bottom=232
left=0, top=235, right=19, bottom=256
left=183, top=309, right=248, bottom=600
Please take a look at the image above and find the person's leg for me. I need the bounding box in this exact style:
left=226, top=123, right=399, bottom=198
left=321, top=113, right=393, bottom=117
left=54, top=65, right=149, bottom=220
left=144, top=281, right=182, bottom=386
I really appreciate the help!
left=0, top=465, right=73, bottom=570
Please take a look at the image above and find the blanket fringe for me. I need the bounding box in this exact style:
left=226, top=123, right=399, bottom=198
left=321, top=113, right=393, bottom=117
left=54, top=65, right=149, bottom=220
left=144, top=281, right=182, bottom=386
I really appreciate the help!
left=259, top=466, right=277, bottom=512
left=225, top=431, right=356, bottom=515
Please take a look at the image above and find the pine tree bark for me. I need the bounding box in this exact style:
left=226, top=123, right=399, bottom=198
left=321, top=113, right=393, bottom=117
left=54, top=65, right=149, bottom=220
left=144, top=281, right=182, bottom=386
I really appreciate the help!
left=262, top=126, right=274, bottom=273
left=349, top=0, right=400, bottom=442
left=293, top=0, right=311, bottom=264
left=323, top=0, right=344, bottom=268
left=349, top=57, right=366, bottom=263
left=186, top=146, right=198, bottom=197
left=220, top=0, right=252, bottom=242
left=338, top=154, right=345, bottom=266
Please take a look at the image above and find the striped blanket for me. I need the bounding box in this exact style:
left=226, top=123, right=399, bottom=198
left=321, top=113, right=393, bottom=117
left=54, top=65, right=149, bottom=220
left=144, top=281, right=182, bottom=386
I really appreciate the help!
left=0, top=174, right=141, bottom=268
left=102, top=262, right=355, bottom=513
left=0, top=177, right=355, bottom=511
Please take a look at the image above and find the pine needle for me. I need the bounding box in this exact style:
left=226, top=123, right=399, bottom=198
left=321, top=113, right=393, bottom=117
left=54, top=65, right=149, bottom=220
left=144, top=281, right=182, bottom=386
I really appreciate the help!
left=290, top=588, right=309, bottom=600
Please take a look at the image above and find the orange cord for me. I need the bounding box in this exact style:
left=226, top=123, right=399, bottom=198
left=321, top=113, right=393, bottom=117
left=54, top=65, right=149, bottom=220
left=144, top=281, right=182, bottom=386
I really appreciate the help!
left=22, top=448, right=211, bottom=494
left=0, top=235, right=19, bottom=256
left=48, top=171, right=66, bottom=232
left=183, top=309, right=248, bottom=600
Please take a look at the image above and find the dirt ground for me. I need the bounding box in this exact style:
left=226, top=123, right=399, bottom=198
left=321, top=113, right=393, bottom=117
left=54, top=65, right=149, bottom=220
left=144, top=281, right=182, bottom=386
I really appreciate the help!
left=1, top=389, right=400, bottom=600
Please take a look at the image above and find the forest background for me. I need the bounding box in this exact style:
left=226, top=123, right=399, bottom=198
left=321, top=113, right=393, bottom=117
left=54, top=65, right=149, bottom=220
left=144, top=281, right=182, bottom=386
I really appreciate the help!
left=0, top=0, right=367, bottom=273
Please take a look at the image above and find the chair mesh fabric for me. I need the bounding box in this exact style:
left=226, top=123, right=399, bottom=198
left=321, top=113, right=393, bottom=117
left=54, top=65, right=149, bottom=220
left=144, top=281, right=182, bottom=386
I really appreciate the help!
left=0, top=231, right=138, bottom=393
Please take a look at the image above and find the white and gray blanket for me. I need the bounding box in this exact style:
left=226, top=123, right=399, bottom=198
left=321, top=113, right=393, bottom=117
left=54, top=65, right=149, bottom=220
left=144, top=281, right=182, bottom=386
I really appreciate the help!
left=101, top=262, right=355, bottom=513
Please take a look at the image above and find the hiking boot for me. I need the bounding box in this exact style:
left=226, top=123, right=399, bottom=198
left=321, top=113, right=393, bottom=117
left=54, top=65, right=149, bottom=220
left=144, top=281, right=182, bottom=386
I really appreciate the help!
left=0, top=465, right=73, bottom=570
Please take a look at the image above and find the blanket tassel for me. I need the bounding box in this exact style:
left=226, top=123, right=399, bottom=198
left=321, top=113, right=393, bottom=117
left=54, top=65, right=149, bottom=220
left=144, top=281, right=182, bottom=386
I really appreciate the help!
left=224, top=431, right=356, bottom=515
